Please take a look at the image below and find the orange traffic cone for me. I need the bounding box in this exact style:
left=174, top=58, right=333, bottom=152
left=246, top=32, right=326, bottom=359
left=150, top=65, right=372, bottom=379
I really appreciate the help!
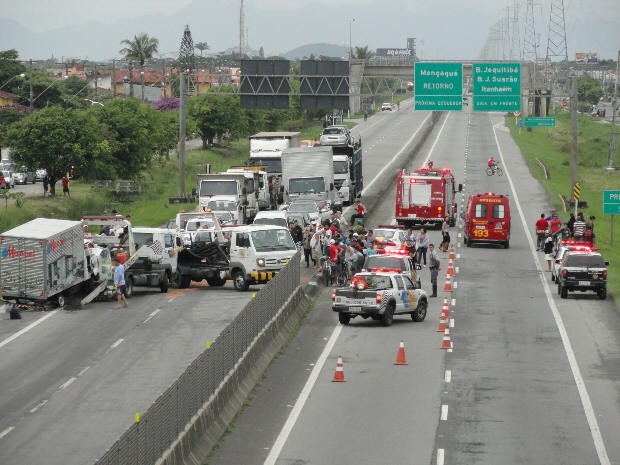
left=441, top=328, right=453, bottom=350
left=449, top=245, right=455, bottom=260
left=437, top=315, right=448, bottom=332
left=443, top=276, right=452, bottom=292
left=446, top=259, right=455, bottom=277
left=441, top=298, right=450, bottom=319
left=394, top=339, right=408, bottom=365
left=332, top=355, right=346, bottom=382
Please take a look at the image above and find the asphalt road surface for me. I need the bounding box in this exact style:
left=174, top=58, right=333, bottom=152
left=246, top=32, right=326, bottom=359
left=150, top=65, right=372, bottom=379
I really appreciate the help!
left=207, top=106, right=620, bottom=465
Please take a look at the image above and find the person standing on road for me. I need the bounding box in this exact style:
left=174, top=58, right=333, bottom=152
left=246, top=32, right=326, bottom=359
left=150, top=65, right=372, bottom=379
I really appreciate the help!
left=302, top=226, right=313, bottom=268
left=416, top=228, right=429, bottom=266
left=543, top=234, right=554, bottom=272
left=428, top=243, right=440, bottom=297
left=440, top=217, right=451, bottom=252
left=535, top=213, right=549, bottom=251
left=113, top=257, right=128, bottom=308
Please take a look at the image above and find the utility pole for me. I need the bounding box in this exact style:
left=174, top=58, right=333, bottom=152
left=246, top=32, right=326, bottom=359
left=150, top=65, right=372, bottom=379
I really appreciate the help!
left=112, top=59, right=116, bottom=98
left=608, top=49, right=619, bottom=171
left=29, top=59, right=33, bottom=110
left=569, top=75, right=578, bottom=212
left=178, top=72, right=186, bottom=197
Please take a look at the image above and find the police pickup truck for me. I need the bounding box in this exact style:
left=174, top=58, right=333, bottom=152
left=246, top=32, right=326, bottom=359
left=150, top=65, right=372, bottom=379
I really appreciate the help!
left=331, top=272, right=428, bottom=326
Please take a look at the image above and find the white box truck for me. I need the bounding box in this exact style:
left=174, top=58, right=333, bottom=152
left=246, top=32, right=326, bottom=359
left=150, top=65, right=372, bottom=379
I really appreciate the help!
left=0, top=218, right=112, bottom=314
left=281, top=146, right=335, bottom=206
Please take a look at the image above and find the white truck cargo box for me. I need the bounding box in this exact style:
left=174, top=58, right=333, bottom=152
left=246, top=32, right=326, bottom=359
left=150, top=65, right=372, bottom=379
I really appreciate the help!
left=0, top=218, right=86, bottom=303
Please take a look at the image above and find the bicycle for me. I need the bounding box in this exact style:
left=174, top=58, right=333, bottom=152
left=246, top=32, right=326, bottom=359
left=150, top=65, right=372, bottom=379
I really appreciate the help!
left=486, top=164, right=504, bottom=176
left=336, top=260, right=351, bottom=287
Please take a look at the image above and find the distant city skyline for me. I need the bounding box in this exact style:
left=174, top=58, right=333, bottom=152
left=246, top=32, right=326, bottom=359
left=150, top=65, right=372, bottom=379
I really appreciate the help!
left=0, top=0, right=618, bottom=61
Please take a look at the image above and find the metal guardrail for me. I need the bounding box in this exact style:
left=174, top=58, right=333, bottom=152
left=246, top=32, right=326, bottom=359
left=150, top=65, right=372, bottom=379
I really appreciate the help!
left=93, top=180, right=155, bottom=194
left=95, top=254, right=301, bottom=465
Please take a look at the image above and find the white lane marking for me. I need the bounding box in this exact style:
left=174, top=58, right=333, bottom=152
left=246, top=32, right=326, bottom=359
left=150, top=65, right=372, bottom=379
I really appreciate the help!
left=110, top=338, right=124, bottom=349
left=361, top=113, right=433, bottom=195
left=0, top=310, right=58, bottom=349
left=445, top=370, right=452, bottom=383
left=453, top=281, right=458, bottom=289
left=492, top=118, right=611, bottom=465
left=30, top=399, right=48, bottom=413
left=78, top=366, right=90, bottom=377
left=437, top=448, right=445, bottom=465
left=422, top=112, right=452, bottom=165
left=167, top=298, right=175, bottom=303
left=58, top=377, right=77, bottom=390
left=451, top=298, right=456, bottom=307
left=441, top=404, right=449, bottom=421
left=143, top=308, right=161, bottom=324
left=455, top=266, right=460, bottom=274
left=449, top=318, right=454, bottom=328
left=0, top=426, right=15, bottom=440
left=263, top=325, right=343, bottom=465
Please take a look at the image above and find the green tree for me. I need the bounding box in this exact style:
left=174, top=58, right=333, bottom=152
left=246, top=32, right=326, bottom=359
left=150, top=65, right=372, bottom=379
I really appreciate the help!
left=92, top=99, right=166, bottom=177
left=188, top=92, right=242, bottom=147
left=195, top=41, right=209, bottom=56
left=0, top=49, right=26, bottom=94
left=353, top=46, right=375, bottom=60
left=578, top=74, right=604, bottom=105
left=7, top=106, right=111, bottom=194
left=120, top=33, right=159, bottom=101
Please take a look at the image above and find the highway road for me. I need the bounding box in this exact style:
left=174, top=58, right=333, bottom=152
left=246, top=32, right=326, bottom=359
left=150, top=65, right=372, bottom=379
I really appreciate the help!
left=208, top=106, right=620, bottom=465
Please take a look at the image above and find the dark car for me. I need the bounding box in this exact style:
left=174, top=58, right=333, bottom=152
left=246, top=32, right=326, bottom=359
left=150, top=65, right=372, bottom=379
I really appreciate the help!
left=557, top=251, right=608, bottom=299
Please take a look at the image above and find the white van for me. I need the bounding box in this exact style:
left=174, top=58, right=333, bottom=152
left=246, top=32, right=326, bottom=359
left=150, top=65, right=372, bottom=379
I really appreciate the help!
left=253, top=210, right=289, bottom=228
left=132, top=227, right=183, bottom=283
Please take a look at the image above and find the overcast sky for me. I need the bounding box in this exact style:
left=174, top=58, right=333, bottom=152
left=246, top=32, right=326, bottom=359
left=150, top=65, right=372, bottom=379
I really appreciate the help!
left=1, top=0, right=619, bottom=60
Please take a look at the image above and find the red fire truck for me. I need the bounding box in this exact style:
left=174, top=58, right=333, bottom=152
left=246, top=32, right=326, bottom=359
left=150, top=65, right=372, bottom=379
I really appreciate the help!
left=395, top=165, right=461, bottom=229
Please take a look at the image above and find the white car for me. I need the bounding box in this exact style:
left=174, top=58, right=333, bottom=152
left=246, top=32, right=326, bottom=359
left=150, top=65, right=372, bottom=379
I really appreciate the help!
left=319, top=126, right=351, bottom=146
left=381, top=103, right=392, bottom=111
left=253, top=210, right=289, bottom=228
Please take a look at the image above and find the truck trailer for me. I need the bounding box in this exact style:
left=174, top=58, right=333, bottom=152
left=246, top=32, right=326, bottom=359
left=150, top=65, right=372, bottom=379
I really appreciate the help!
left=281, top=146, right=335, bottom=206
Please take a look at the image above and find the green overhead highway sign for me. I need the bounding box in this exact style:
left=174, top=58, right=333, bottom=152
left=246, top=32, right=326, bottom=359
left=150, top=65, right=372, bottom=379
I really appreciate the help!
left=415, top=62, right=463, bottom=111
left=524, top=117, right=556, bottom=127
left=603, top=190, right=620, bottom=215
left=473, top=62, right=521, bottom=112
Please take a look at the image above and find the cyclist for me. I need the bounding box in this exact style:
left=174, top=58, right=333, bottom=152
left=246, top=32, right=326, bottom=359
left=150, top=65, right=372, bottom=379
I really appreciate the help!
left=487, top=156, right=497, bottom=173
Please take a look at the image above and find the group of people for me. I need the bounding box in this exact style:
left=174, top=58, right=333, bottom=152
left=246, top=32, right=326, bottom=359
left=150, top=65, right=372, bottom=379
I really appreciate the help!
left=537, top=210, right=596, bottom=271
left=292, top=205, right=451, bottom=295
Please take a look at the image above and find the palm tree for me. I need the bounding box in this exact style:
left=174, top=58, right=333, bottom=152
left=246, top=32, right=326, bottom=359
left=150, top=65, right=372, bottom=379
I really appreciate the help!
left=120, top=33, right=160, bottom=101
left=195, top=42, right=209, bottom=57
left=353, top=46, right=375, bottom=61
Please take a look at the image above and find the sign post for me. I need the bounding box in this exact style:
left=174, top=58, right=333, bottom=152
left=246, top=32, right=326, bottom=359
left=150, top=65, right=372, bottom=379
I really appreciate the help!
left=573, top=182, right=582, bottom=217
left=414, top=62, right=463, bottom=111
left=603, top=190, right=620, bottom=243
left=473, top=62, right=521, bottom=112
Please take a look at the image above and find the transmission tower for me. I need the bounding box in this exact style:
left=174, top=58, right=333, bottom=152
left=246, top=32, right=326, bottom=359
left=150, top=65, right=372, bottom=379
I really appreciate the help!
left=239, top=0, right=246, bottom=58
left=509, top=0, right=521, bottom=61
left=545, top=0, right=568, bottom=90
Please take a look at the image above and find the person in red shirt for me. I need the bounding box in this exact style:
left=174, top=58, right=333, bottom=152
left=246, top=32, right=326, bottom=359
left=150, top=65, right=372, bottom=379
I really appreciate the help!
left=548, top=211, right=562, bottom=235
left=535, top=213, right=549, bottom=251
left=487, top=156, right=496, bottom=168
left=328, top=239, right=341, bottom=263
left=350, top=200, right=366, bottom=225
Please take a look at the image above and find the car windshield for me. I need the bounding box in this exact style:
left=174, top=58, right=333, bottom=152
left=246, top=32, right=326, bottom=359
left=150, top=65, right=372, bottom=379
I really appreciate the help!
left=289, top=202, right=319, bottom=214
left=333, top=160, right=349, bottom=174
left=249, top=158, right=281, bottom=173
left=358, top=274, right=392, bottom=289
left=364, top=255, right=406, bottom=271
left=565, top=255, right=605, bottom=267
left=133, top=232, right=154, bottom=248
left=185, top=219, right=215, bottom=231
left=253, top=217, right=288, bottom=228
left=373, top=229, right=397, bottom=239
left=199, top=180, right=237, bottom=196
left=289, top=177, right=325, bottom=194
left=208, top=200, right=237, bottom=211
left=250, top=229, right=296, bottom=251
left=322, top=127, right=345, bottom=135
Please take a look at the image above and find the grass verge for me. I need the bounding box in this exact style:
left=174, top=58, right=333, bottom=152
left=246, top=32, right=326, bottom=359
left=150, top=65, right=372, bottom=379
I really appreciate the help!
left=506, top=112, right=620, bottom=301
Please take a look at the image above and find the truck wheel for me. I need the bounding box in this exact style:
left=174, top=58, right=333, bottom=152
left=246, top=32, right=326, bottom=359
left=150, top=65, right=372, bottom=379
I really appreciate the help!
left=56, top=295, right=65, bottom=308
left=206, top=276, right=226, bottom=287
left=382, top=303, right=395, bottom=327
left=232, top=270, right=250, bottom=291
left=124, top=277, right=134, bottom=298
left=159, top=274, right=169, bottom=293
left=338, top=313, right=351, bottom=325
left=504, top=240, right=510, bottom=249
left=560, top=285, right=568, bottom=299
left=465, top=237, right=471, bottom=247
left=411, top=300, right=427, bottom=322
left=597, top=288, right=607, bottom=300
